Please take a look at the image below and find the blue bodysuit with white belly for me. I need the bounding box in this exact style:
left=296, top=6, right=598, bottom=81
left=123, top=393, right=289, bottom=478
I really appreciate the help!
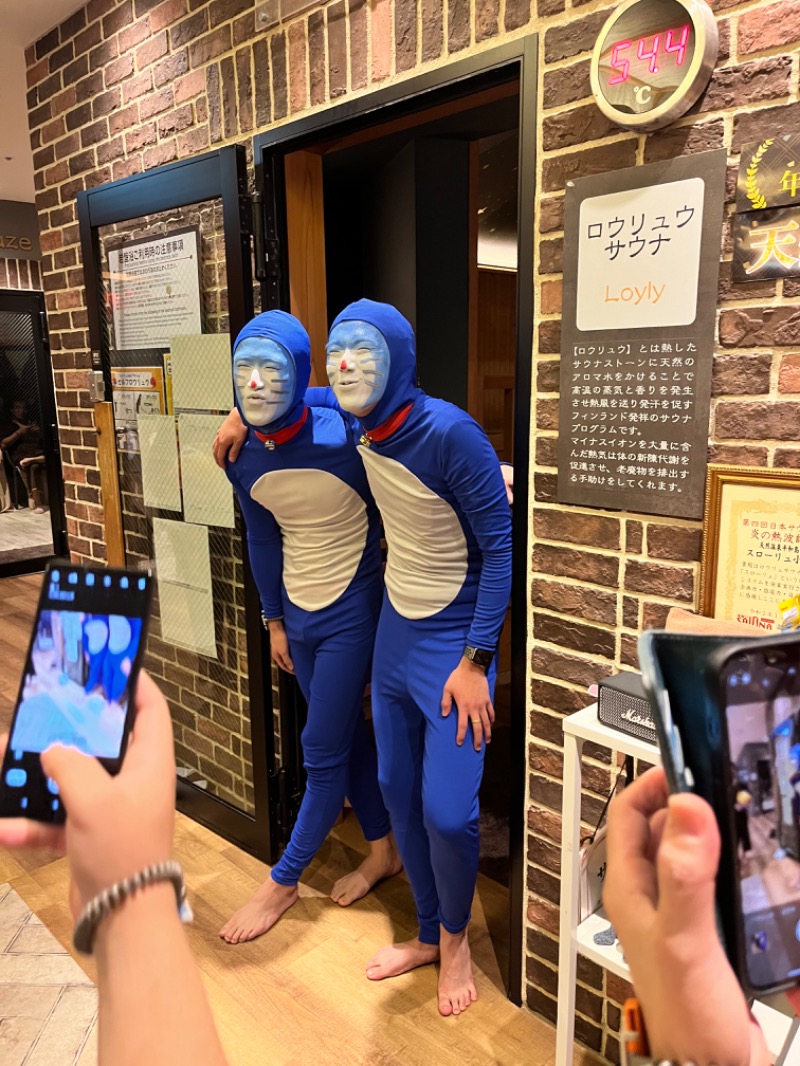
left=314, top=299, right=513, bottom=943
left=224, top=310, right=390, bottom=886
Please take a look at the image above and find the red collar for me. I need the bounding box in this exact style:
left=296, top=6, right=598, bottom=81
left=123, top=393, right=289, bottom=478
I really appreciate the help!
left=255, top=405, right=309, bottom=450
left=359, top=402, right=414, bottom=447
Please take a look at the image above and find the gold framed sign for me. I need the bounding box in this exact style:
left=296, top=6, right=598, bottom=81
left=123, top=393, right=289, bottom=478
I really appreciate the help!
left=700, top=465, right=800, bottom=630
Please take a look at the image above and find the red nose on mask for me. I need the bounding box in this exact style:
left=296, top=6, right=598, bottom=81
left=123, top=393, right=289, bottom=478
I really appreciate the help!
left=249, top=380, right=258, bottom=388
left=340, top=358, right=348, bottom=371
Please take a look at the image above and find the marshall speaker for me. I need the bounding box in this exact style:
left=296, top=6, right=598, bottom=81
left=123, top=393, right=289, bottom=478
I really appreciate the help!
left=597, top=671, right=657, bottom=746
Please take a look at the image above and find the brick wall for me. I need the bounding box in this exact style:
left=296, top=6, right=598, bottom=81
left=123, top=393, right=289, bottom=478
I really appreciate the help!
left=23, top=0, right=800, bottom=1061
left=0, top=258, right=42, bottom=291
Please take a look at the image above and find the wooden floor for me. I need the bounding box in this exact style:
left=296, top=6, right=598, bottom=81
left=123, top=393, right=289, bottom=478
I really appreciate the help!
left=0, top=573, right=592, bottom=1066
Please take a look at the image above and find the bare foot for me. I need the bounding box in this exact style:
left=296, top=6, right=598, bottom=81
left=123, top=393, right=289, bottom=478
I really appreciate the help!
left=219, top=878, right=298, bottom=944
left=365, top=938, right=439, bottom=980
left=437, top=927, right=477, bottom=1016
left=331, top=833, right=402, bottom=906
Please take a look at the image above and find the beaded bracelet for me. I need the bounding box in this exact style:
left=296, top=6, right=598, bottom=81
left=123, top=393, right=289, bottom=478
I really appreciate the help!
left=73, top=860, right=192, bottom=955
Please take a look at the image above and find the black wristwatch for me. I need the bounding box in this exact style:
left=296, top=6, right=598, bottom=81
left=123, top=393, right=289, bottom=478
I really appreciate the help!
left=463, top=645, right=494, bottom=671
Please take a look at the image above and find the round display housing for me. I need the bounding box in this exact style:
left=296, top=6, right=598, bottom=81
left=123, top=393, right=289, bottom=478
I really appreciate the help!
left=590, top=0, right=719, bottom=132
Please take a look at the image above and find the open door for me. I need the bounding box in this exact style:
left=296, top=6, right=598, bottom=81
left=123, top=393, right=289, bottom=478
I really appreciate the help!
left=254, top=36, right=537, bottom=1003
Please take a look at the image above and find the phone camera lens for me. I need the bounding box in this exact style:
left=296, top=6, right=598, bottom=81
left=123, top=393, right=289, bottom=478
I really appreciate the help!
left=752, top=931, right=769, bottom=952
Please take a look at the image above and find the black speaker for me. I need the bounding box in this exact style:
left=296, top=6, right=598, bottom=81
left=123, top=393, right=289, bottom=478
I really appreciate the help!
left=597, top=672, right=657, bottom=746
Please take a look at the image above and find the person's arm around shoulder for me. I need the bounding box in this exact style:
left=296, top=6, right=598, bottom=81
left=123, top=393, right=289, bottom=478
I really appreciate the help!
left=604, top=767, right=771, bottom=1066
left=0, top=672, right=229, bottom=1066
left=213, top=409, right=247, bottom=469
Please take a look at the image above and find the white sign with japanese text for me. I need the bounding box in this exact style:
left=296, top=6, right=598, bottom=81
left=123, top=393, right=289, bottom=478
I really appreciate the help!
left=576, top=177, right=704, bottom=331
left=108, top=229, right=202, bottom=351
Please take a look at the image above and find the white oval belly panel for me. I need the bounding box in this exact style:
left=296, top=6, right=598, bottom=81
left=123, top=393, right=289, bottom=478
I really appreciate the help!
left=250, top=469, right=368, bottom=611
left=359, top=448, right=467, bottom=619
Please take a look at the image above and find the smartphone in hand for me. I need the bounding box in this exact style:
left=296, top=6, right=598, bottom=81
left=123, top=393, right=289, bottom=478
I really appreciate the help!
left=708, top=634, right=800, bottom=995
left=0, top=562, right=152, bottom=823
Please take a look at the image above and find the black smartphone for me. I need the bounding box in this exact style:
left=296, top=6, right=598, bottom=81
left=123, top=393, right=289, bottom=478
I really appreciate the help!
left=0, top=562, right=153, bottom=824
left=707, top=634, right=800, bottom=995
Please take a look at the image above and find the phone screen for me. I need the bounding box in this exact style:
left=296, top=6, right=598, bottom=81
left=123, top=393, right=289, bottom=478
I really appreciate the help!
left=722, top=641, right=800, bottom=990
left=0, top=563, right=151, bottom=823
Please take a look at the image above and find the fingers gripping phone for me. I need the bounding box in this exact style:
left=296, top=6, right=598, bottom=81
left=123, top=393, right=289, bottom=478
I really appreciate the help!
left=710, top=634, right=800, bottom=995
left=0, top=562, right=152, bottom=824
left=640, top=629, right=800, bottom=996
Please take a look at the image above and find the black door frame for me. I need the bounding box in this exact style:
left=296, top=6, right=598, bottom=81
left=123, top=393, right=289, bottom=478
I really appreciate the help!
left=76, top=146, right=277, bottom=861
left=0, top=287, right=67, bottom=578
left=253, top=35, right=538, bottom=1005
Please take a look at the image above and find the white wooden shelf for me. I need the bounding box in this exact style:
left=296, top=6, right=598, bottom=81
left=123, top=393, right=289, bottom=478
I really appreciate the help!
left=575, top=907, right=629, bottom=982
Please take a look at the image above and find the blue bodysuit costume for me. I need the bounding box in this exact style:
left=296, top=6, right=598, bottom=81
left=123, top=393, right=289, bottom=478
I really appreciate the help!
left=316, top=300, right=513, bottom=945
left=225, top=310, right=391, bottom=887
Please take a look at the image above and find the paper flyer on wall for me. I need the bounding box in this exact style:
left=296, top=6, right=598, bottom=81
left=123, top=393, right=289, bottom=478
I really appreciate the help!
left=170, top=334, right=233, bottom=411
left=138, top=415, right=182, bottom=513
left=152, top=518, right=217, bottom=658
left=178, top=413, right=234, bottom=528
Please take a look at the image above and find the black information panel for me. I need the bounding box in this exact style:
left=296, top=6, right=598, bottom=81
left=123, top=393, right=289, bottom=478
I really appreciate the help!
left=557, top=149, right=726, bottom=519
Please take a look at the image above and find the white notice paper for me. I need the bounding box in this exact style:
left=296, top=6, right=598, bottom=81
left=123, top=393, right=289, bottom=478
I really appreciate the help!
left=139, top=415, right=182, bottom=512
left=170, top=334, right=233, bottom=411
left=178, top=414, right=234, bottom=528
left=152, top=518, right=217, bottom=658
left=576, top=177, right=705, bottom=332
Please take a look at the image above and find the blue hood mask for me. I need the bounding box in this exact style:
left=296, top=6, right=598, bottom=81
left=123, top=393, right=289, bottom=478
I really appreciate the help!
left=328, top=299, right=419, bottom=431
left=232, top=310, right=310, bottom=432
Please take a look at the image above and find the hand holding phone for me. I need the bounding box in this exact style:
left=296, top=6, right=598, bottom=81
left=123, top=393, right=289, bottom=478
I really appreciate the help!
left=640, top=629, right=800, bottom=997
left=0, top=669, right=175, bottom=917
left=0, top=563, right=152, bottom=824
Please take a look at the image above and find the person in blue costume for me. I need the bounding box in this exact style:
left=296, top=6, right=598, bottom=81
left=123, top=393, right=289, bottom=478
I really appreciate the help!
left=219, top=309, right=400, bottom=945
left=213, top=303, right=513, bottom=1012
left=317, top=300, right=513, bottom=1017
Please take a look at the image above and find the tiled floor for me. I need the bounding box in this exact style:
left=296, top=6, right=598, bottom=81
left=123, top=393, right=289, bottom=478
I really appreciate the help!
left=0, top=884, right=97, bottom=1066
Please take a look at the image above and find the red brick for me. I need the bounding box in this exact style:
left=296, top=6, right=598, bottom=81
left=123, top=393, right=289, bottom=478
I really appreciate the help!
left=142, top=90, right=178, bottom=125
left=350, top=0, right=367, bottom=90
left=716, top=401, right=800, bottom=441
left=395, top=0, right=417, bottom=72
left=739, top=1, right=800, bottom=54
left=542, top=139, right=637, bottom=193
left=154, top=50, right=189, bottom=87
left=177, top=125, right=210, bottom=157
left=699, top=56, right=792, bottom=113
left=288, top=21, right=307, bottom=112
left=123, top=71, right=155, bottom=103
left=505, top=0, right=532, bottom=30
left=371, top=0, right=392, bottom=80
left=137, top=31, right=170, bottom=69
left=120, top=18, right=152, bottom=53
left=624, top=560, right=694, bottom=602
left=542, top=59, right=590, bottom=109
left=270, top=32, right=287, bottom=120
left=144, top=139, right=177, bottom=169
left=448, top=0, right=471, bottom=52
left=235, top=46, right=253, bottom=132
left=779, top=354, right=800, bottom=393
left=188, top=26, right=232, bottom=67
left=476, top=0, right=499, bottom=41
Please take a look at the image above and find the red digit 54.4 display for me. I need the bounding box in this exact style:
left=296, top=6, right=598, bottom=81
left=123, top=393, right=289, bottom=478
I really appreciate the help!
left=608, top=23, right=691, bottom=85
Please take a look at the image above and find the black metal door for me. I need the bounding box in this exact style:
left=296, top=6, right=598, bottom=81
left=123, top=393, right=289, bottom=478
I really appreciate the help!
left=76, top=146, right=278, bottom=862
left=0, top=288, right=66, bottom=578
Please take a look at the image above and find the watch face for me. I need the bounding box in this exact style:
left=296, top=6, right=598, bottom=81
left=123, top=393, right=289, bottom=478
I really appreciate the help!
left=596, top=0, right=696, bottom=118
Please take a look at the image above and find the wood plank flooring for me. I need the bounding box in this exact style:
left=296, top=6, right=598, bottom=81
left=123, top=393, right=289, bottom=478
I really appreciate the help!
left=0, top=573, right=600, bottom=1066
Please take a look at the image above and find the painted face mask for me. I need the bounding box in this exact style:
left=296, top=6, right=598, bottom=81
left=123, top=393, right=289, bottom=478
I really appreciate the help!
left=233, top=336, right=296, bottom=427
left=325, top=320, right=391, bottom=416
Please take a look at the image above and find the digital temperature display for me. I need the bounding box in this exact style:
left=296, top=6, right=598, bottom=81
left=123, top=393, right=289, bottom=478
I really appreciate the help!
left=608, top=24, right=691, bottom=85
left=591, top=0, right=718, bottom=132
